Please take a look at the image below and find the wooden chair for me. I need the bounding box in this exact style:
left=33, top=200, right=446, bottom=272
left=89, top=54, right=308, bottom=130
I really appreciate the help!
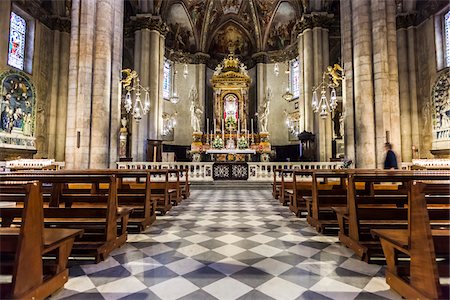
left=0, top=182, right=82, bottom=299
left=372, top=181, right=450, bottom=300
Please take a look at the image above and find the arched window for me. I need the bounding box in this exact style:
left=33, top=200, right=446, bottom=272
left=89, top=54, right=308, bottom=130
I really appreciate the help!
left=8, top=12, right=26, bottom=71
left=163, top=59, right=173, bottom=100
left=445, top=10, right=450, bottom=67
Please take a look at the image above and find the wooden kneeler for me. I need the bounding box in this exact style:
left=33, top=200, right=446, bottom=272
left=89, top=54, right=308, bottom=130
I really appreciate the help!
left=0, top=182, right=83, bottom=299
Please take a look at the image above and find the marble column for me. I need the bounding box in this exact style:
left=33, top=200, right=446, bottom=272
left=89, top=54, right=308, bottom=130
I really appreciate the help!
left=130, top=16, right=167, bottom=160
left=65, top=0, right=124, bottom=169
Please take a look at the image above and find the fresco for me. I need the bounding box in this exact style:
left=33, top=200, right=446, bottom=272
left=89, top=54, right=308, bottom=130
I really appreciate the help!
left=166, top=3, right=196, bottom=52
left=266, top=2, right=296, bottom=51
left=0, top=70, right=36, bottom=148
left=210, top=24, right=250, bottom=56
left=220, top=0, right=242, bottom=14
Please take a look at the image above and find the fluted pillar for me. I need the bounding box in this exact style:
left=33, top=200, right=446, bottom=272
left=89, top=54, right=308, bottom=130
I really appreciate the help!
left=130, top=16, right=167, bottom=160
left=65, top=0, right=124, bottom=169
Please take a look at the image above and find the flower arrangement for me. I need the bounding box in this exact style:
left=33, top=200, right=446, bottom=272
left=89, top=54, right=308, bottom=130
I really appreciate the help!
left=237, top=136, right=248, bottom=149
left=225, top=117, right=236, bottom=130
left=212, top=136, right=224, bottom=149
left=341, top=158, right=353, bottom=169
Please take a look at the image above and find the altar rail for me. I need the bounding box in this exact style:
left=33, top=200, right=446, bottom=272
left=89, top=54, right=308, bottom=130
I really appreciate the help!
left=116, top=162, right=344, bottom=182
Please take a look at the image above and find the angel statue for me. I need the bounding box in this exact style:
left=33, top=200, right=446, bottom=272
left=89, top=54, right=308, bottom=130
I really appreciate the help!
left=189, top=87, right=203, bottom=132
left=213, top=64, right=223, bottom=76
left=120, top=69, right=138, bottom=89
left=326, top=64, right=344, bottom=87
left=258, top=87, right=272, bottom=133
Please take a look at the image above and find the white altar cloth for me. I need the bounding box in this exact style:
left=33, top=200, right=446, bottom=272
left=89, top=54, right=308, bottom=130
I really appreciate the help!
left=206, top=149, right=256, bottom=155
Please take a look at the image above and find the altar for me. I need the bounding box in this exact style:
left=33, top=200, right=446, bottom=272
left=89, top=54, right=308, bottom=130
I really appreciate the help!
left=206, top=149, right=256, bottom=162
left=190, top=52, right=272, bottom=162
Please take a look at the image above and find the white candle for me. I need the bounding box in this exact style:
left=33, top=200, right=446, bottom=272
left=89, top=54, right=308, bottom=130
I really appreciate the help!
left=222, top=119, right=224, bottom=141
left=251, top=118, right=254, bottom=135
left=237, top=119, right=240, bottom=139
left=214, top=118, right=216, bottom=138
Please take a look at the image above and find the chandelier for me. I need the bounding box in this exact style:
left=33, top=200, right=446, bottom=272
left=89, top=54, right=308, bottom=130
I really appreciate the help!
left=312, top=64, right=344, bottom=118
left=282, top=62, right=293, bottom=101
left=121, top=69, right=150, bottom=121
left=170, top=70, right=180, bottom=104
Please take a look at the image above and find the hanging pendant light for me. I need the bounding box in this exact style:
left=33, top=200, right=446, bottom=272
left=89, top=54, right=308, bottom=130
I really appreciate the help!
left=183, top=64, right=188, bottom=79
left=274, top=63, right=279, bottom=76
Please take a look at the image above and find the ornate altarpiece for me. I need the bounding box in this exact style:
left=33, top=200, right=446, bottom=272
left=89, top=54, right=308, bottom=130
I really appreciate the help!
left=211, top=53, right=251, bottom=131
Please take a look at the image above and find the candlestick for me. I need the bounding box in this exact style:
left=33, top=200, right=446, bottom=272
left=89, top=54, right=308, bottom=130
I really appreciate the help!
left=214, top=118, right=216, bottom=139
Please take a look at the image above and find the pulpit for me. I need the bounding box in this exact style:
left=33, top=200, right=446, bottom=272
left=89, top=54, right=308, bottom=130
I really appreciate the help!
left=147, top=139, right=163, bottom=162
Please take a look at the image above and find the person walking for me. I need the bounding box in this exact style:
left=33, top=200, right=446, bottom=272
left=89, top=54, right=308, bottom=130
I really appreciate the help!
left=383, top=143, right=398, bottom=169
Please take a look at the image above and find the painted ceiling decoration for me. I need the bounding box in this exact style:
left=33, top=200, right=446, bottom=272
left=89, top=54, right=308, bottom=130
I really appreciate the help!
left=161, top=0, right=304, bottom=63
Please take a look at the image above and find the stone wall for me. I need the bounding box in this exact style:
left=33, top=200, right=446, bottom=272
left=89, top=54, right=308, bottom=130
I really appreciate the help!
left=0, top=1, right=69, bottom=160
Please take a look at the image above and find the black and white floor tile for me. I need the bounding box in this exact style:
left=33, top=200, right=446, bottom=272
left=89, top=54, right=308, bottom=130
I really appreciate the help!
left=51, top=188, right=402, bottom=300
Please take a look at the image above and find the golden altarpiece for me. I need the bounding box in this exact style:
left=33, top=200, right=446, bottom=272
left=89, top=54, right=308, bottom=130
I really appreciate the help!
left=190, top=54, right=271, bottom=162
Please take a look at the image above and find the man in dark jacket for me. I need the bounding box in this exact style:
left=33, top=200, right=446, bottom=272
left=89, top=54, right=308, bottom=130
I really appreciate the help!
left=384, top=143, right=398, bottom=169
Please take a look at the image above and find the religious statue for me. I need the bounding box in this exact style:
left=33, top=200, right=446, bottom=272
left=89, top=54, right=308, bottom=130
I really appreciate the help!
left=120, top=69, right=138, bottom=89
left=189, top=87, right=203, bottom=132
left=213, top=64, right=223, bottom=76
left=239, top=63, right=248, bottom=76
left=258, top=88, right=272, bottom=133
left=325, top=64, right=344, bottom=87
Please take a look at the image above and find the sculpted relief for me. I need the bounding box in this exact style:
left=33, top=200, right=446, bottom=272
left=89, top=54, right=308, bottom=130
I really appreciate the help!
left=431, top=68, right=450, bottom=150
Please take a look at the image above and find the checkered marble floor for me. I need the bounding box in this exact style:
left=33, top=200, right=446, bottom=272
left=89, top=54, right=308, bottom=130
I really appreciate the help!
left=52, top=188, right=402, bottom=300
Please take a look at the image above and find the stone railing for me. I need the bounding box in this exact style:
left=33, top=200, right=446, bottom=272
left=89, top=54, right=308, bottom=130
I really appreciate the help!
left=2, top=159, right=65, bottom=171
left=248, top=162, right=342, bottom=182
left=116, top=161, right=342, bottom=182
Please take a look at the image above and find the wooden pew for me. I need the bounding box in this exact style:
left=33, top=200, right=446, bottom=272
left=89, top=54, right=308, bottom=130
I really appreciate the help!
left=179, top=168, right=190, bottom=199
left=0, top=182, right=82, bottom=299
left=167, top=169, right=182, bottom=205
left=371, top=181, right=450, bottom=300
left=333, top=170, right=449, bottom=262
left=305, top=170, right=349, bottom=232
left=148, top=170, right=173, bottom=214
left=0, top=173, right=132, bottom=262
left=279, top=169, right=295, bottom=206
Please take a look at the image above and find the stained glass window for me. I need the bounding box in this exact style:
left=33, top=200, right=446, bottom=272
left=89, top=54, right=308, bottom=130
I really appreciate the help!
left=163, top=59, right=172, bottom=100
left=290, top=59, right=300, bottom=99
left=445, top=10, right=450, bottom=67
left=8, top=12, right=26, bottom=70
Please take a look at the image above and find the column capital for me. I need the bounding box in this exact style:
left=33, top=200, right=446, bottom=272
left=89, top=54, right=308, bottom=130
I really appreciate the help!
left=396, top=13, right=417, bottom=29
left=128, top=15, right=169, bottom=36
left=193, top=52, right=210, bottom=64
left=295, top=13, right=334, bottom=33
left=251, top=52, right=268, bottom=64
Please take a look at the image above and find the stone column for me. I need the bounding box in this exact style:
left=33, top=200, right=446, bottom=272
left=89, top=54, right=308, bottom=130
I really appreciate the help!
left=253, top=53, right=267, bottom=133
left=340, top=0, right=356, bottom=161
left=340, top=0, right=402, bottom=168
left=65, top=0, right=124, bottom=169
left=195, top=53, right=209, bottom=130
left=129, top=16, right=167, bottom=160
left=298, top=14, right=333, bottom=161
left=47, top=23, right=70, bottom=161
